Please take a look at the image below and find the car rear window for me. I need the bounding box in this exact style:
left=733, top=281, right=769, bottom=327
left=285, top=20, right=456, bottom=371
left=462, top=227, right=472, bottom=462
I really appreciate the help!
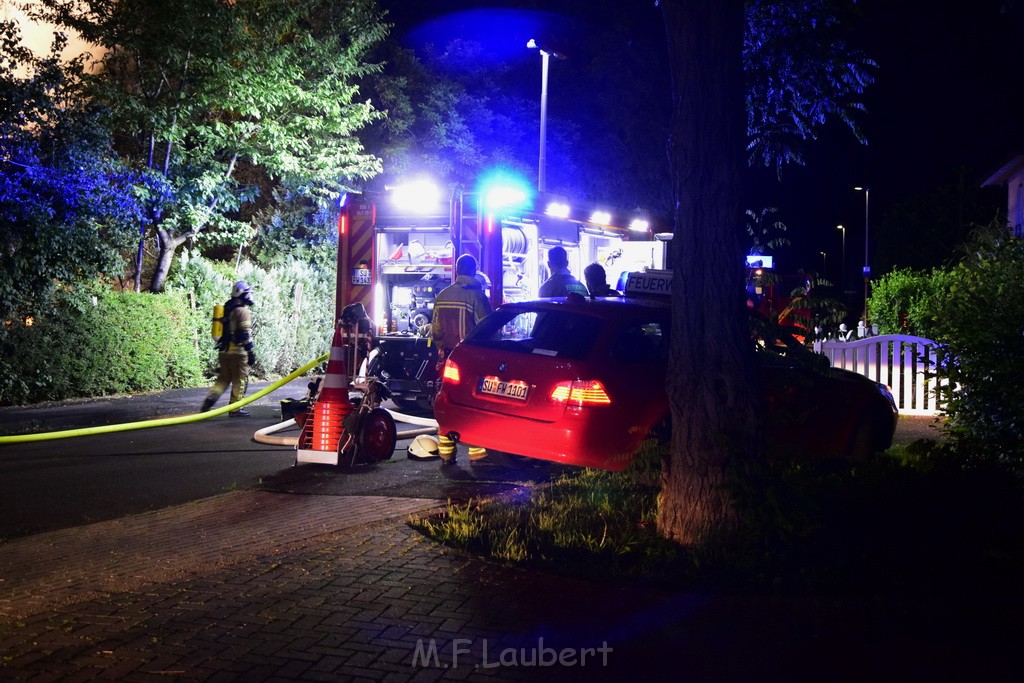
left=465, top=309, right=603, bottom=360
left=610, top=321, right=669, bottom=364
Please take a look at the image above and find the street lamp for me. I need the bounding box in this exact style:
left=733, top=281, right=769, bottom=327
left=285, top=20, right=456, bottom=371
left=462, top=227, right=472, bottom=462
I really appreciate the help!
left=820, top=251, right=827, bottom=277
left=527, top=39, right=565, bottom=193
left=854, top=186, right=870, bottom=323
left=836, top=224, right=845, bottom=291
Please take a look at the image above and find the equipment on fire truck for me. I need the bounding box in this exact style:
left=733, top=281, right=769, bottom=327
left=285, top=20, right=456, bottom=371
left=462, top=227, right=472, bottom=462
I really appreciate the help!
left=295, top=303, right=397, bottom=467
left=389, top=273, right=447, bottom=333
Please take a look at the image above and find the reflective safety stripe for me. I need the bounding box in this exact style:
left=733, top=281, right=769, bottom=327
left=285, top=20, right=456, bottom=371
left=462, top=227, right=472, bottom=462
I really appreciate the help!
left=438, top=434, right=457, bottom=459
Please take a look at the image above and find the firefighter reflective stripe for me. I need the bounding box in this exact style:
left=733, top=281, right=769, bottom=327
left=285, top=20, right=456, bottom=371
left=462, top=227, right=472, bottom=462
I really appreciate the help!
left=431, top=299, right=476, bottom=350
left=430, top=276, right=491, bottom=352
left=436, top=436, right=487, bottom=462
left=438, top=434, right=456, bottom=461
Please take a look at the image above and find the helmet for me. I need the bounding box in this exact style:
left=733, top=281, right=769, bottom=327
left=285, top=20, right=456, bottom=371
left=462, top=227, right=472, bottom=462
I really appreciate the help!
left=231, top=280, right=254, bottom=305
left=407, top=434, right=440, bottom=460
left=231, top=280, right=251, bottom=298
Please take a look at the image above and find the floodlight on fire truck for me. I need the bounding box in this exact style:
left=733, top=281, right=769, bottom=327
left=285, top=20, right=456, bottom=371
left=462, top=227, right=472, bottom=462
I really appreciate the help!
left=590, top=210, right=612, bottom=225
left=388, top=179, right=441, bottom=213
left=545, top=202, right=570, bottom=218
left=629, top=218, right=649, bottom=232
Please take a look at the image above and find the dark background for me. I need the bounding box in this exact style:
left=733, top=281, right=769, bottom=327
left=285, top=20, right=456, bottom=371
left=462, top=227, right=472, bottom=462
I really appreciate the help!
left=381, top=0, right=1024, bottom=288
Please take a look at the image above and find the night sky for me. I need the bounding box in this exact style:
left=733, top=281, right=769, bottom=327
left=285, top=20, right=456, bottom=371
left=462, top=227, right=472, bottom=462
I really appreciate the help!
left=382, top=0, right=1024, bottom=282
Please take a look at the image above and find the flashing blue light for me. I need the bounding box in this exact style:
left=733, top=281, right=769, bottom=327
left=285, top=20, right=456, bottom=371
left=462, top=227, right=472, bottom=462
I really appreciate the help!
left=478, top=170, right=532, bottom=212
left=485, top=186, right=527, bottom=210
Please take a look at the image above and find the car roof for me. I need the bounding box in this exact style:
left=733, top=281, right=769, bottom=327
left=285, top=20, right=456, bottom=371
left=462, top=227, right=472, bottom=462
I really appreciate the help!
left=499, top=295, right=670, bottom=318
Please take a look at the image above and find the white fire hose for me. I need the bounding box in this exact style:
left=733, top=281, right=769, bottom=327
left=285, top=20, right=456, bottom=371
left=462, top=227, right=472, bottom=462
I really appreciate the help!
left=252, top=410, right=437, bottom=447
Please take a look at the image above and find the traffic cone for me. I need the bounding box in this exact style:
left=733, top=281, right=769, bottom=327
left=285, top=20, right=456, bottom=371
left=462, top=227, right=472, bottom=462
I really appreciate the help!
left=296, top=326, right=354, bottom=464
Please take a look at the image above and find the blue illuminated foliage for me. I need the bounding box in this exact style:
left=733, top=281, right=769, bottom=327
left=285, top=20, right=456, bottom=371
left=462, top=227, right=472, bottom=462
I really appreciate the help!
left=744, top=0, right=876, bottom=171
left=28, top=0, right=388, bottom=292
left=0, top=21, right=140, bottom=319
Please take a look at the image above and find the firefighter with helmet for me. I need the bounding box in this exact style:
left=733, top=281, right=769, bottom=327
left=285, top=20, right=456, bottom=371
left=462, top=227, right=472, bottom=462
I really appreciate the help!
left=431, top=254, right=491, bottom=464
left=201, top=280, right=257, bottom=416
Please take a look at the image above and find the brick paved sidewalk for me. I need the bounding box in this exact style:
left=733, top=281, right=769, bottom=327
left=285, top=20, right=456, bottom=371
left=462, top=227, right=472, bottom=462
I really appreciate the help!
left=0, top=491, right=443, bottom=621
left=1, top=490, right=1019, bottom=682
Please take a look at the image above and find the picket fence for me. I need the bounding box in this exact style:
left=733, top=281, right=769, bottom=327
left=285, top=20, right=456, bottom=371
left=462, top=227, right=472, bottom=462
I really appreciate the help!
left=814, top=335, right=949, bottom=416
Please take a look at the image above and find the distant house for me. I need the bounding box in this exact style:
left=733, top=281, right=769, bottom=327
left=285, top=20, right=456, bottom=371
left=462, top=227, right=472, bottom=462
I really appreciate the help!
left=981, top=154, right=1024, bottom=237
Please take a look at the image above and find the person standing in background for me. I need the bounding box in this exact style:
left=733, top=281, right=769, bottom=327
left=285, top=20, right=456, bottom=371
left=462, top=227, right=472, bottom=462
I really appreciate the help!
left=539, top=246, right=589, bottom=298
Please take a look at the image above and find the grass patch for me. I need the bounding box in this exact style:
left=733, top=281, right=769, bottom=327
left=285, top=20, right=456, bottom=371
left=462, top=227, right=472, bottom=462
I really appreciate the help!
left=409, top=441, right=688, bottom=585
left=411, top=437, right=1024, bottom=595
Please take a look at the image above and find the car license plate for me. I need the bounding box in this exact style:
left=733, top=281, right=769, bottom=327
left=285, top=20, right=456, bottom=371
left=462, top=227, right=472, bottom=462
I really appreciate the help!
left=479, top=376, right=529, bottom=400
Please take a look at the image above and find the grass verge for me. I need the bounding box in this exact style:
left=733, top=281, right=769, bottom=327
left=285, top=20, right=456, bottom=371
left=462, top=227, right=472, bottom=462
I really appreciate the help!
left=410, top=437, right=1024, bottom=595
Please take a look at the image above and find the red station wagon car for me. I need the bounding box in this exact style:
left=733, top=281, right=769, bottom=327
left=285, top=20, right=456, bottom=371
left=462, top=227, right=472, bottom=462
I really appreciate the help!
left=433, top=271, right=898, bottom=471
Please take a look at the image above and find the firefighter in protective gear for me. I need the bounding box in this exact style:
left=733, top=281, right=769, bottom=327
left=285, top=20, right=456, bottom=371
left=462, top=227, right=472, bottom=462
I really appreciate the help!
left=431, top=254, right=491, bottom=464
left=200, top=281, right=257, bottom=416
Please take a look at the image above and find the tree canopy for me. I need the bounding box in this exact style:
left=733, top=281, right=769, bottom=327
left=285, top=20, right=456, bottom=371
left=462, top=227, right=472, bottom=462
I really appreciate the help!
left=0, top=21, right=138, bottom=319
left=28, top=0, right=389, bottom=292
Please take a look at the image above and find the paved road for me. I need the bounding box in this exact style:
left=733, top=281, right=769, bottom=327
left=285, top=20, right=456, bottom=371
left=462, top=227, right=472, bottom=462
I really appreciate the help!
left=0, top=380, right=559, bottom=541
left=2, top=389, right=1011, bottom=682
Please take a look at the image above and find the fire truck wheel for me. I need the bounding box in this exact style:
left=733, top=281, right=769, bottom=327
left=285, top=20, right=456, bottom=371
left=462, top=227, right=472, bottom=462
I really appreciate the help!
left=360, top=407, right=397, bottom=461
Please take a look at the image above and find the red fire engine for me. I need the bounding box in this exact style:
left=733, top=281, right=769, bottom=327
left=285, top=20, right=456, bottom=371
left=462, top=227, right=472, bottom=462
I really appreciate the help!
left=335, top=180, right=666, bottom=409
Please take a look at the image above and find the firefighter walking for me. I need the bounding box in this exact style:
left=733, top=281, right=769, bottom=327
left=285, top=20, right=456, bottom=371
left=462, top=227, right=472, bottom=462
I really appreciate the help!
left=201, top=281, right=257, bottom=416
left=431, top=254, right=491, bottom=464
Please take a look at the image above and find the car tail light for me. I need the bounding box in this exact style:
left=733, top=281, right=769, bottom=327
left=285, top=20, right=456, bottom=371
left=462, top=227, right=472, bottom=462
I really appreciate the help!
left=442, top=359, right=460, bottom=384
left=549, top=380, right=611, bottom=406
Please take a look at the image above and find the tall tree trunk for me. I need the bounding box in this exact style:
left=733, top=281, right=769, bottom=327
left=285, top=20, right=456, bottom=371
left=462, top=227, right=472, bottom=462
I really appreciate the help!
left=149, top=227, right=187, bottom=293
left=658, top=0, right=760, bottom=544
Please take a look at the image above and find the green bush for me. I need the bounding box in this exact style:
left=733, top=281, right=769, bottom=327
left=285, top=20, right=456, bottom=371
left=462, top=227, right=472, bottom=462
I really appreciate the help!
left=167, top=252, right=337, bottom=378
left=0, top=253, right=338, bottom=406
left=868, top=267, right=941, bottom=335
left=0, top=285, right=204, bottom=405
left=913, top=236, right=1024, bottom=465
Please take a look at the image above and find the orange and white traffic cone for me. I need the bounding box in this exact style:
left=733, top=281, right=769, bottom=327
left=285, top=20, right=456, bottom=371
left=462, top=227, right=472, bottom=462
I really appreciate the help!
left=296, top=325, right=354, bottom=465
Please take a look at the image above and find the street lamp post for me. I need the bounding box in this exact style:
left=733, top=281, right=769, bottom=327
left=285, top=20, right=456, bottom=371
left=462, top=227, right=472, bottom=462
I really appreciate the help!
left=527, top=39, right=565, bottom=193
left=836, top=224, right=846, bottom=291
left=820, top=251, right=827, bottom=277
left=854, top=186, right=870, bottom=323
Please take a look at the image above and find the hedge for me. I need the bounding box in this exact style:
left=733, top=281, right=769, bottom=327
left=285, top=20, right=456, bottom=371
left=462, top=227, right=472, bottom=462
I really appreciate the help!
left=0, top=287, right=204, bottom=406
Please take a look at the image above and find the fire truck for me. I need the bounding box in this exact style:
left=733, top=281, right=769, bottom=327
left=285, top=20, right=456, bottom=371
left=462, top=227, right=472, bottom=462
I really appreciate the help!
left=335, top=180, right=666, bottom=410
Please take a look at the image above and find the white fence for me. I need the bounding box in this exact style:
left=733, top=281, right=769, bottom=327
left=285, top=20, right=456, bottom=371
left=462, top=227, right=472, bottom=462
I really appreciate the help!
left=815, top=335, right=948, bottom=416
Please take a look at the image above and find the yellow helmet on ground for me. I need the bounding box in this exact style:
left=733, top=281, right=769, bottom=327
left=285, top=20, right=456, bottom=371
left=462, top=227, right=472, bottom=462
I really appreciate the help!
left=407, top=434, right=440, bottom=460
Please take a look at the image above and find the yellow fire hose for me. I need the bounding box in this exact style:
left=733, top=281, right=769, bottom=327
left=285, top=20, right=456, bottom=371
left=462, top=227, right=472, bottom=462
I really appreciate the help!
left=0, top=353, right=329, bottom=445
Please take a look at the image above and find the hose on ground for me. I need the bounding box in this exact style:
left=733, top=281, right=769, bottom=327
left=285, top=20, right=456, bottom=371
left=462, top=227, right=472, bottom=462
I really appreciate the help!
left=0, top=353, right=329, bottom=445
left=252, top=417, right=437, bottom=447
